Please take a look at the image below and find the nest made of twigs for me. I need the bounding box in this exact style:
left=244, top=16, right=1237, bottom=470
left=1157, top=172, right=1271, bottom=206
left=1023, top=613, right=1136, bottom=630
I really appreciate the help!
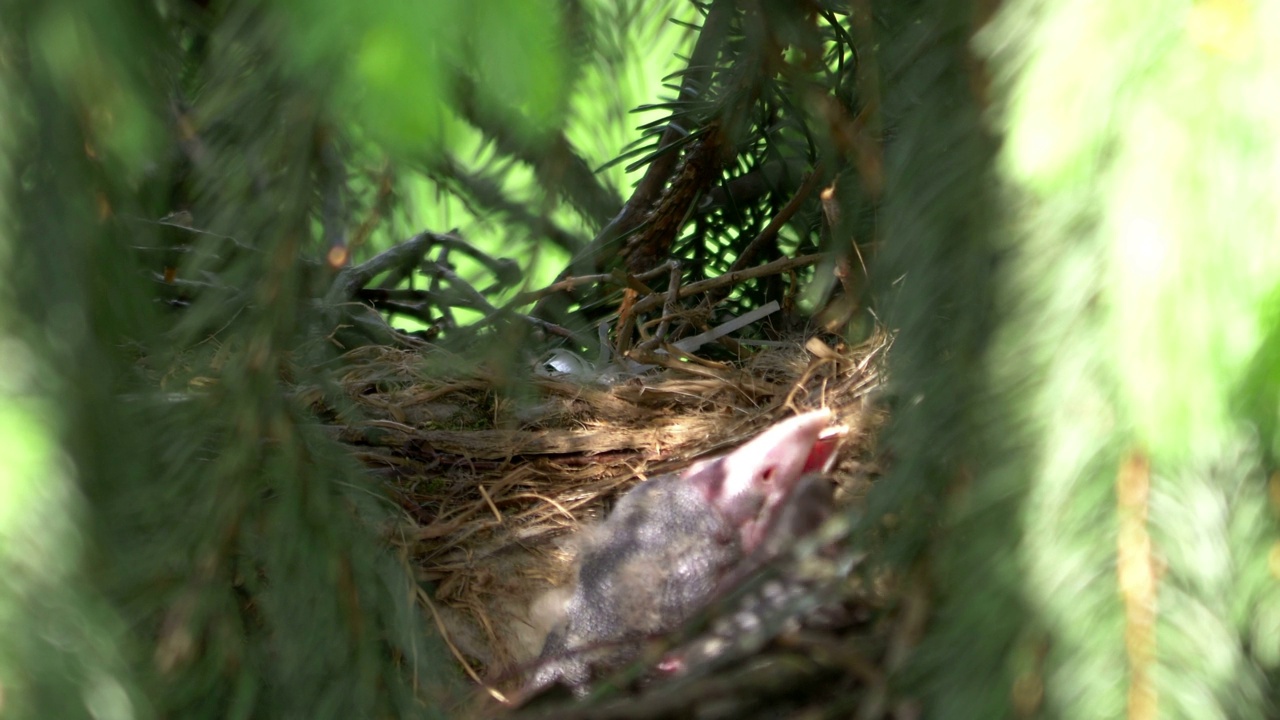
left=332, top=327, right=890, bottom=711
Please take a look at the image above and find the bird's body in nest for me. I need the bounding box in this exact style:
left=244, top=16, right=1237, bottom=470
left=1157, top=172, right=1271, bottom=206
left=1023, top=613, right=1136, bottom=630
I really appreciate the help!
left=523, top=409, right=845, bottom=698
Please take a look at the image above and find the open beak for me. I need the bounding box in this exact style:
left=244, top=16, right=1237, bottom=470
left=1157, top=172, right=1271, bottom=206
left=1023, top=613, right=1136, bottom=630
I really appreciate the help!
left=683, top=409, right=847, bottom=553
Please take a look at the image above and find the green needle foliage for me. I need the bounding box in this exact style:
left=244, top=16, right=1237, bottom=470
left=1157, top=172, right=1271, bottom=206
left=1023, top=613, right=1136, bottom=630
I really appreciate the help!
left=873, top=0, right=1280, bottom=717
left=4, top=0, right=1280, bottom=718
left=0, top=1, right=473, bottom=718
left=978, top=0, right=1280, bottom=716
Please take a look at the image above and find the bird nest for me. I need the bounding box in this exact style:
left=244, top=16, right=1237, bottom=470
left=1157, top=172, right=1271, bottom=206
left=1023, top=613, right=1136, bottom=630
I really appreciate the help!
left=334, top=328, right=892, bottom=716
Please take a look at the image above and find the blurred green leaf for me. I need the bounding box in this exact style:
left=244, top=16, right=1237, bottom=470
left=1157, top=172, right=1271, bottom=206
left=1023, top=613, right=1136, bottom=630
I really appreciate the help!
left=470, top=0, right=571, bottom=138
left=31, top=6, right=160, bottom=175
left=276, top=0, right=465, bottom=153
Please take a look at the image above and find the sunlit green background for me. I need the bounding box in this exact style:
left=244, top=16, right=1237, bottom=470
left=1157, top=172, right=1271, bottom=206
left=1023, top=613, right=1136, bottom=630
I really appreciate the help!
left=4, top=0, right=1280, bottom=719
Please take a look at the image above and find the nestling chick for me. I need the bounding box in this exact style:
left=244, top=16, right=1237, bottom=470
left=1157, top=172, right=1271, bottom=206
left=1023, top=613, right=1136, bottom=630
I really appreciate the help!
left=524, top=409, right=845, bottom=697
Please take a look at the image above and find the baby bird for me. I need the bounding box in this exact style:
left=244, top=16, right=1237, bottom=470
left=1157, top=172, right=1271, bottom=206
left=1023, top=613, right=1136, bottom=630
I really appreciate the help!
left=524, top=409, right=845, bottom=697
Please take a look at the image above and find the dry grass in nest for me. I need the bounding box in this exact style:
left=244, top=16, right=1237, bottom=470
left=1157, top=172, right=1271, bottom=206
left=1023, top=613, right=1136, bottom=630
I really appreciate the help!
left=334, top=329, right=891, bottom=698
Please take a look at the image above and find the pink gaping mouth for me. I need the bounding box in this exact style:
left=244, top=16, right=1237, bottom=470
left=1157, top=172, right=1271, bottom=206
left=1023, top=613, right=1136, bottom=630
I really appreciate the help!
left=681, top=410, right=847, bottom=553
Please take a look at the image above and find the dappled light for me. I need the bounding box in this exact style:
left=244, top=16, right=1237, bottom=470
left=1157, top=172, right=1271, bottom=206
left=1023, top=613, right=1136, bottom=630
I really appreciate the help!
left=3, top=1, right=1280, bottom=719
